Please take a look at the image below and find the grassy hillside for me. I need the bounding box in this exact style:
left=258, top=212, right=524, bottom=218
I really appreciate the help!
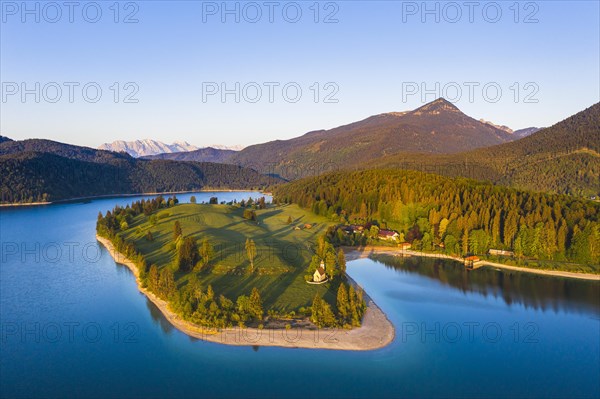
left=119, top=203, right=335, bottom=311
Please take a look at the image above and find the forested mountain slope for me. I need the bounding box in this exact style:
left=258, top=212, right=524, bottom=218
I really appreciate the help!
left=231, top=98, right=516, bottom=178
left=0, top=140, right=278, bottom=204
left=368, top=103, right=600, bottom=197
left=142, top=147, right=237, bottom=163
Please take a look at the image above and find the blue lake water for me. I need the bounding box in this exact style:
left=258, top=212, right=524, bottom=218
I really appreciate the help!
left=1, top=192, right=599, bottom=398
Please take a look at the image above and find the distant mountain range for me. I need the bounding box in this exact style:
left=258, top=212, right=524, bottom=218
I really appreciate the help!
left=3, top=99, right=597, bottom=203
left=480, top=120, right=541, bottom=138
left=229, top=98, right=524, bottom=178
left=512, top=127, right=543, bottom=138
left=0, top=139, right=277, bottom=204
left=208, top=144, right=245, bottom=151
left=97, top=100, right=539, bottom=170
left=142, top=147, right=238, bottom=163
left=99, top=139, right=244, bottom=160
left=99, top=139, right=199, bottom=157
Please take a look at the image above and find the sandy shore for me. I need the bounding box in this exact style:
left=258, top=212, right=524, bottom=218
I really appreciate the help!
left=96, top=235, right=395, bottom=350
left=344, top=246, right=600, bottom=281
left=0, top=201, right=52, bottom=208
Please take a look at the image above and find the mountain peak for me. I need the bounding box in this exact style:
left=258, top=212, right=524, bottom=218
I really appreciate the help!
left=480, top=119, right=514, bottom=134
left=99, top=139, right=199, bottom=157
left=411, top=98, right=461, bottom=115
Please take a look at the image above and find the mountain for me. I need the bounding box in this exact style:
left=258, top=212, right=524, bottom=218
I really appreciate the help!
left=1, top=138, right=131, bottom=163
left=142, top=147, right=238, bottom=163
left=368, top=102, right=600, bottom=197
left=209, top=144, right=245, bottom=151
left=0, top=136, right=12, bottom=144
left=0, top=139, right=279, bottom=204
left=513, top=127, right=542, bottom=138
left=99, top=139, right=199, bottom=157
left=480, top=120, right=541, bottom=138
left=479, top=119, right=513, bottom=133
left=230, top=98, right=517, bottom=179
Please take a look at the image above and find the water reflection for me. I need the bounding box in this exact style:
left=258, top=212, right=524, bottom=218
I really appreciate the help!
left=372, top=254, right=600, bottom=316
left=145, top=298, right=175, bottom=334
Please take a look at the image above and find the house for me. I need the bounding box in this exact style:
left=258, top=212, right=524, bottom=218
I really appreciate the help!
left=464, top=255, right=481, bottom=269
left=398, top=242, right=412, bottom=250
left=378, top=230, right=400, bottom=241
left=294, top=226, right=301, bottom=230
left=313, top=260, right=327, bottom=283
left=304, top=224, right=312, bottom=229
left=488, top=249, right=514, bottom=257
left=350, top=225, right=365, bottom=234
left=340, top=226, right=354, bottom=235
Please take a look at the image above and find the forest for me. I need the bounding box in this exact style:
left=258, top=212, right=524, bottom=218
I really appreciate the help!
left=0, top=151, right=278, bottom=203
left=273, top=169, right=600, bottom=268
left=368, top=102, right=600, bottom=197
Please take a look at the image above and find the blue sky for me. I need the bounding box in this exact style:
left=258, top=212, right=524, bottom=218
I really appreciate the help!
left=1, top=1, right=599, bottom=148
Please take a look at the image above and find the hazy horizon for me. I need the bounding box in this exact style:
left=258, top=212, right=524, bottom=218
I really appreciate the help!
left=0, top=97, right=573, bottom=149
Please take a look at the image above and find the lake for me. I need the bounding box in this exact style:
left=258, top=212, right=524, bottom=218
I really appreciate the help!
left=1, top=192, right=599, bottom=398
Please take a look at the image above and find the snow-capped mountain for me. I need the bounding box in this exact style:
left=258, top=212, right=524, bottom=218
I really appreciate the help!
left=480, top=120, right=541, bottom=138
left=99, top=139, right=199, bottom=157
left=209, top=144, right=246, bottom=151
left=512, top=127, right=542, bottom=138
left=479, top=119, right=513, bottom=134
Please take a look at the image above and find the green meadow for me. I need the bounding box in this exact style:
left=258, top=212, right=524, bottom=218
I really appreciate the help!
left=120, top=203, right=336, bottom=312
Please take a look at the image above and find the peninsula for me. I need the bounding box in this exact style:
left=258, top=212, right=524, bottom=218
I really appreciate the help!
left=96, top=196, right=395, bottom=350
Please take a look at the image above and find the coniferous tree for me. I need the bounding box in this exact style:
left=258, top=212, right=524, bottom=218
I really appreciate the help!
left=245, top=238, right=257, bottom=271
left=336, top=284, right=350, bottom=324
left=175, top=236, right=199, bottom=272
left=249, top=287, right=263, bottom=320
left=173, top=221, right=182, bottom=241
left=148, top=264, right=159, bottom=292
left=159, top=268, right=176, bottom=299
left=199, top=239, right=214, bottom=269
left=337, top=248, right=347, bottom=275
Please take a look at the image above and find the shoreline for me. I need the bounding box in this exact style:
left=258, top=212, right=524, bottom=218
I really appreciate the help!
left=344, top=246, right=600, bottom=281
left=96, top=235, right=395, bottom=351
left=0, top=189, right=270, bottom=208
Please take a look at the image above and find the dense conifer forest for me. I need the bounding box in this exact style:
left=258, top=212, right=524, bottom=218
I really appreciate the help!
left=273, top=169, right=600, bottom=267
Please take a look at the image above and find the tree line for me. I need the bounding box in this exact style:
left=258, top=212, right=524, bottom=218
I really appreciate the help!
left=274, top=169, right=600, bottom=266
left=311, top=283, right=366, bottom=328
left=304, top=235, right=347, bottom=281
left=97, top=196, right=266, bottom=329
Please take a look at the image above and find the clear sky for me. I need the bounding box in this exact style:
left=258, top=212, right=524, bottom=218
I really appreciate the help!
left=1, top=0, right=599, bottom=148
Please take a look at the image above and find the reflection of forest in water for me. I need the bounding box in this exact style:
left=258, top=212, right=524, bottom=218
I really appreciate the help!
left=372, top=254, right=600, bottom=316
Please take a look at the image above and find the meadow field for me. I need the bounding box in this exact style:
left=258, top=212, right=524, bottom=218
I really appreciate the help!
left=120, top=203, right=336, bottom=312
